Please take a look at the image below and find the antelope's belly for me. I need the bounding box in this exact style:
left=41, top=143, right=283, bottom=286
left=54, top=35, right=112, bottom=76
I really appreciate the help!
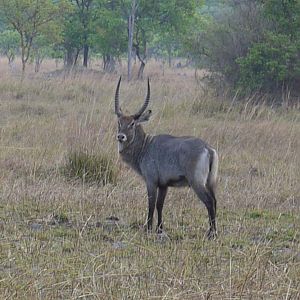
left=160, top=175, right=189, bottom=188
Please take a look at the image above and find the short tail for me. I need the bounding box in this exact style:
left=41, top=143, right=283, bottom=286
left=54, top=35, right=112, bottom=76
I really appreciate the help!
left=207, top=149, right=218, bottom=196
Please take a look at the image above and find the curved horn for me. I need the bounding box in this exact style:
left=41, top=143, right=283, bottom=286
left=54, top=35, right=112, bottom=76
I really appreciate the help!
left=115, top=76, right=122, bottom=117
left=134, top=78, right=150, bottom=119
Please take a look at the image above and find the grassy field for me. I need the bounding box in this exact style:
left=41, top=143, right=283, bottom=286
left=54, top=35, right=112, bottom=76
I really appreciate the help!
left=0, top=58, right=299, bottom=299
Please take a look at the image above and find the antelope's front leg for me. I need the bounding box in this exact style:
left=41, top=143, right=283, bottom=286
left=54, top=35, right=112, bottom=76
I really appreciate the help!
left=146, top=183, right=157, bottom=232
left=156, top=186, right=168, bottom=233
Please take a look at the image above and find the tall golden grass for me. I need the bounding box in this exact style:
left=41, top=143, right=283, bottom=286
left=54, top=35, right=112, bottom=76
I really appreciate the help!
left=0, top=57, right=299, bottom=299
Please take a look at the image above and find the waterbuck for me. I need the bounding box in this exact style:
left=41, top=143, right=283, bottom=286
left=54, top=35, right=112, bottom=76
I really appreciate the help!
left=114, top=77, right=218, bottom=238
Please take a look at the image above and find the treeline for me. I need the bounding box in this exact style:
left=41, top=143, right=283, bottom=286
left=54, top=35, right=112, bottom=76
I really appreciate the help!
left=189, top=0, right=300, bottom=95
left=0, top=0, right=299, bottom=95
left=0, top=0, right=196, bottom=80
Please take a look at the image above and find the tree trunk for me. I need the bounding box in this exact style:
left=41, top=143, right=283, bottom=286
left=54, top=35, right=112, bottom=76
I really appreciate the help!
left=20, top=38, right=26, bottom=74
left=83, top=44, right=89, bottom=67
left=21, top=48, right=26, bottom=77
left=168, top=47, right=172, bottom=68
left=21, top=57, right=26, bottom=74
left=19, top=32, right=33, bottom=75
left=8, top=54, right=14, bottom=66
left=133, top=48, right=137, bottom=64
left=135, top=30, right=147, bottom=80
left=35, top=59, right=39, bottom=73
left=35, top=56, right=43, bottom=73
left=137, top=61, right=145, bottom=79
left=103, top=54, right=115, bottom=72
left=103, top=54, right=107, bottom=70
left=65, top=48, right=75, bottom=68
left=127, top=0, right=136, bottom=81
left=127, top=16, right=134, bottom=80
left=74, top=48, right=80, bottom=66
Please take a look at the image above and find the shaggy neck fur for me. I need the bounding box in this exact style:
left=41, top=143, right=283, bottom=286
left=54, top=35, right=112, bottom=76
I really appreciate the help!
left=119, top=125, right=151, bottom=174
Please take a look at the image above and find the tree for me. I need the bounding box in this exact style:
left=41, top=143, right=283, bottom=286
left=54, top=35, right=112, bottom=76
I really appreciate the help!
left=59, top=0, right=95, bottom=68
left=127, top=0, right=137, bottom=80
left=155, top=0, right=198, bottom=68
left=0, top=0, right=70, bottom=73
left=186, top=1, right=267, bottom=84
left=129, top=0, right=199, bottom=79
left=61, top=11, right=83, bottom=68
left=92, top=0, right=127, bottom=72
left=237, top=0, right=300, bottom=93
left=237, top=32, right=300, bottom=91
left=31, top=35, right=55, bottom=73
left=0, top=30, right=19, bottom=66
left=31, top=19, right=65, bottom=72
left=112, top=0, right=137, bottom=80
left=186, top=0, right=300, bottom=95
left=74, top=0, right=94, bottom=67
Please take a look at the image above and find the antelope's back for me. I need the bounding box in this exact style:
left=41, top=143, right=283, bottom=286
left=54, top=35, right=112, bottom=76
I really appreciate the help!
left=140, top=134, right=210, bottom=185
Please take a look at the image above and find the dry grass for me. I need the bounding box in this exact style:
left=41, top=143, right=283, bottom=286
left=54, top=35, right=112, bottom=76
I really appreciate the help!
left=0, top=58, right=299, bottom=299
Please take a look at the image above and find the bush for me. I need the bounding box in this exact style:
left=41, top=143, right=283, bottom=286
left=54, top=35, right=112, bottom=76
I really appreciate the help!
left=188, top=0, right=300, bottom=96
left=0, top=29, right=19, bottom=64
left=62, top=150, right=117, bottom=185
left=237, top=33, right=300, bottom=92
left=187, top=1, right=265, bottom=84
left=236, top=0, right=300, bottom=93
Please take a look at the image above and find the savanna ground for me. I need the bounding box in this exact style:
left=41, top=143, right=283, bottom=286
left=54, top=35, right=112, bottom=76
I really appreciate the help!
left=0, top=57, right=299, bottom=299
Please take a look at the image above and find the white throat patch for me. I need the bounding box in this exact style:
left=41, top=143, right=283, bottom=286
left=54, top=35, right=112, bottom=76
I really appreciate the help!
left=118, top=141, right=124, bottom=152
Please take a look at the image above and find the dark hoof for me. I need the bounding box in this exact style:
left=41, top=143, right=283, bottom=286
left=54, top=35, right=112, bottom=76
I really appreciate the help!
left=156, top=226, right=163, bottom=234
left=207, top=229, right=218, bottom=240
left=144, top=225, right=152, bottom=234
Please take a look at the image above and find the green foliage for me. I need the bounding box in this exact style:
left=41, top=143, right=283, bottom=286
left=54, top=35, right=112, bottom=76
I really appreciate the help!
left=0, top=0, right=202, bottom=72
left=58, top=0, right=96, bottom=67
left=63, top=150, right=117, bottom=185
left=151, top=0, right=200, bottom=64
left=0, top=0, right=71, bottom=71
left=237, top=33, right=300, bottom=91
left=0, top=29, right=19, bottom=63
left=31, top=35, right=58, bottom=72
left=188, top=0, right=300, bottom=95
left=51, top=45, right=65, bottom=60
left=188, top=1, right=265, bottom=84
left=236, top=0, right=300, bottom=93
left=91, top=1, right=127, bottom=69
left=130, top=0, right=200, bottom=76
left=263, top=0, right=300, bottom=37
left=62, top=11, right=84, bottom=50
left=247, top=210, right=263, bottom=219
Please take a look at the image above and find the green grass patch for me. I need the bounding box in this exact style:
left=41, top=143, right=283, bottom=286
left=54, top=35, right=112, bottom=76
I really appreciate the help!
left=62, top=150, right=117, bottom=185
left=248, top=210, right=263, bottom=219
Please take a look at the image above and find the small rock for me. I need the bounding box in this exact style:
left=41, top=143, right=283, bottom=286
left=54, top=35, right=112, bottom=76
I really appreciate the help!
left=106, top=216, right=119, bottom=222
left=29, top=223, right=43, bottom=231
left=156, top=231, right=170, bottom=243
left=95, top=221, right=102, bottom=228
left=112, top=241, right=127, bottom=249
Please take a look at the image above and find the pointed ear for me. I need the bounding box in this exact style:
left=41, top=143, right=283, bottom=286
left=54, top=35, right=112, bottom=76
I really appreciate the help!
left=136, top=110, right=152, bottom=123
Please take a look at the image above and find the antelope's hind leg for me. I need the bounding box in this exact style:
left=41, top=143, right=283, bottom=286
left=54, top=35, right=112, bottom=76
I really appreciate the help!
left=191, top=184, right=217, bottom=239
left=206, top=184, right=217, bottom=219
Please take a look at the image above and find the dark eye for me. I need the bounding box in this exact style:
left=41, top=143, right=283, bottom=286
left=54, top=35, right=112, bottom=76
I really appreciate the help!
left=128, top=121, right=135, bottom=128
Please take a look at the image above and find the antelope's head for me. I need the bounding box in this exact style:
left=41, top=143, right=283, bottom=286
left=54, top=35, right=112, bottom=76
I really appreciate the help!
left=114, top=77, right=152, bottom=152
